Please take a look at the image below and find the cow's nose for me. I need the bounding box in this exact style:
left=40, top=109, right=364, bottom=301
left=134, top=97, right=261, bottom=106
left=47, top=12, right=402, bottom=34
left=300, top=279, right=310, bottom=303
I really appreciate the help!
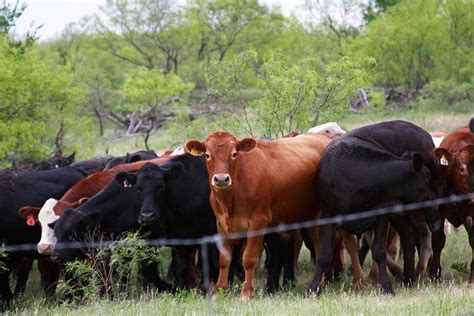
left=139, top=211, right=155, bottom=225
left=38, top=243, right=53, bottom=254
left=212, top=174, right=231, bottom=188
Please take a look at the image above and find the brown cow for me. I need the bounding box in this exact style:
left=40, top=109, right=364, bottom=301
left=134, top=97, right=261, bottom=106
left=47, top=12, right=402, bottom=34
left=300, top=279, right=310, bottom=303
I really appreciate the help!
left=185, top=131, right=364, bottom=300
left=431, top=118, right=474, bottom=283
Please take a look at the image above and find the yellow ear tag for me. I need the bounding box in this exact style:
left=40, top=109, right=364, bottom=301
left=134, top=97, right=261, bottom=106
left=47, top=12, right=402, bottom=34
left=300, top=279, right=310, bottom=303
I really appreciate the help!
left=440, top=155, right=448, bottom=166
left=190, top=148, right=201, bottom=157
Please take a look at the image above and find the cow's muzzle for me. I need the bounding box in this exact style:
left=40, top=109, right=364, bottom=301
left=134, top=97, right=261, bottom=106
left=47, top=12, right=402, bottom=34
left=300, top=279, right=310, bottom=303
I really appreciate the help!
left=38, top=243, right=54, bottom=255
left=139, top=211, right=156, bottom=226
left=212, top=173, right=232, bottom=188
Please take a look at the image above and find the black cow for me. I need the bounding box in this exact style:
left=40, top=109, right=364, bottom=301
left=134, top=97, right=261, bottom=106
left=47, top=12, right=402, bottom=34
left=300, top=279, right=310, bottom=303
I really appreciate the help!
left=49, top=174, right=172, bottom=292
left=309, top=120, right=441, bottom=295
left=103, top=150, right=158, bottom=170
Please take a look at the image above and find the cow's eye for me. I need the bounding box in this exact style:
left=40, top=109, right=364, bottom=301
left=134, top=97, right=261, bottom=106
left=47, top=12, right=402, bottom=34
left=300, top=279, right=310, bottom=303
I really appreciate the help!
left=231, top=152, right=238, bottom=159
left=205, top=153, right=210, bottom=160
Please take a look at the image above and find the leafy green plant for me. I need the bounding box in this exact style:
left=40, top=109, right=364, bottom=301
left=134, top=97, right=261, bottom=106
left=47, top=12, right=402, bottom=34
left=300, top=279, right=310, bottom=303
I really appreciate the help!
left=450, top=261, right=469, bottom=274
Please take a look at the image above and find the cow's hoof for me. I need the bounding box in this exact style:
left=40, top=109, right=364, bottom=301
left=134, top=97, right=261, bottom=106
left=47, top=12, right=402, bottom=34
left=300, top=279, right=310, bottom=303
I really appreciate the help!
left=239, top=293, right=251, bottom=302
left=382, top=287, right=395, bottom=296
left=211, top=293, right=219, bottom=302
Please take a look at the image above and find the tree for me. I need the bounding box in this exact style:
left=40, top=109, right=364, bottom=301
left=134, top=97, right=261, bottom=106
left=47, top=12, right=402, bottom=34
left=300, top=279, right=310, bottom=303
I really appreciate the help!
left=121, top=69, right=194, bottom=149
left=363, top=0, right=400, bottom=24
left=0, top=37, right=81, bottom=165
left=354, top=0, right=445, bottom=99
left=0, top=0, right=25, bottom=34
left=95, top=0, right=193, bottom=74
left=188, top=0, right=267, bottom=63
left=206, top=50, right=371, bottom=138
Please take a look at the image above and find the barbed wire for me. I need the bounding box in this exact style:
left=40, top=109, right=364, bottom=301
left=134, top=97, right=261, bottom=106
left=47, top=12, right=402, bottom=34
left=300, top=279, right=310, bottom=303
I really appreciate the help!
left=2, top=191, right=473, bottom=253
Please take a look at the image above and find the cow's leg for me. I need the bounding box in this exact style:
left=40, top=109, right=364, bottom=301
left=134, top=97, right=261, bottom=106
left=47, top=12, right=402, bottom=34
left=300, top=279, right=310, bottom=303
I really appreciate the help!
left=173, top=246, right=193, bottom=291
left=415, top=223, right=432, bottom=279
left=372, top=218, right=394, bottom=295
left=13, top=256, right=33, bottom=297
left=141, top=260, right=172, bottom=292
left=386, top=227, right=399, bottom=260
left=301, top=228, right=316, bottom=262
left=358, top=233, right=371, bottom=267
left=429, top=224, right=446, bottom=281
left=293, top=231, right=304, bottom=268
left=308, top=223, right=335, bottom=295
left=339, top=230, right=365, bottom=288
left=228, top=244, right=243, bottom=286
left=212, top=237, right=233, bottom=301
left=37, top=256, right=60, bottom=298
left=264, top=234, right=280, bottom=293
left=466, top=215, right=474, bottom=284
left=0, top=256, right=14, bottom=310
left=282, top=233, right=295, bottom=289
left=240, top=227, right=265, bottom=301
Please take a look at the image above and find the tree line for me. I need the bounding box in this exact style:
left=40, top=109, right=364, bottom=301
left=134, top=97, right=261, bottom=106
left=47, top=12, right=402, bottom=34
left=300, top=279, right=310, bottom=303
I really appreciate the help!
left=0, top=0, right=473, bottom=165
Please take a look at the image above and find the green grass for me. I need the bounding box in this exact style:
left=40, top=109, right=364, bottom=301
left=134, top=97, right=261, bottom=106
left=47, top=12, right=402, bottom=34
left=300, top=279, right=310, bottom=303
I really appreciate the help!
left=10, top=230, right=474, bottom=315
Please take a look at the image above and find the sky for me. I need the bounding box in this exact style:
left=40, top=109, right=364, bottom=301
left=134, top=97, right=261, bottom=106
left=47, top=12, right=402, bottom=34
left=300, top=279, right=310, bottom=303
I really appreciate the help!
left=11, top=0, right=308, bottom=41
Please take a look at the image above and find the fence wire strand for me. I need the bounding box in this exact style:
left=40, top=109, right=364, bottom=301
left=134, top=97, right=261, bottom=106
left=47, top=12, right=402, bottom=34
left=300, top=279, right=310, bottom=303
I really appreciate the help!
left=2, top=192, right=473, bottom=253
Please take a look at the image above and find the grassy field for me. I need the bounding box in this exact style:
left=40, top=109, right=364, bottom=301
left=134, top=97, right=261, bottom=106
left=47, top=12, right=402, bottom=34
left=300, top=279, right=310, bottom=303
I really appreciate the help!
left=10, top=228, right=474, bottom=315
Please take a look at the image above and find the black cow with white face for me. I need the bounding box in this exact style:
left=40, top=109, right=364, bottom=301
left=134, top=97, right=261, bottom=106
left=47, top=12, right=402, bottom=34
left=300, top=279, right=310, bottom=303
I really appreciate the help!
left=309, top=120, right=442, bottom=295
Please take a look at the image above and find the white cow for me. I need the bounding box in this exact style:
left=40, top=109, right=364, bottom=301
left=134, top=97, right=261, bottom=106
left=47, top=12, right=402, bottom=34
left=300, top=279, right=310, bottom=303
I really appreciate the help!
left=307, top=122, right=346, bottom=137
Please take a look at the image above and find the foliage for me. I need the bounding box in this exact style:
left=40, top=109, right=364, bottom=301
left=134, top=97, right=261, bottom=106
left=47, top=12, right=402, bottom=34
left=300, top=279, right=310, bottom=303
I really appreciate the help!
left=0, top=0, right=25, bottom=34
left=57, top=232, right=163, bottom=303
left=0, top=37, right=81, bottom=165
left=207, top=50, right=372, bottom=137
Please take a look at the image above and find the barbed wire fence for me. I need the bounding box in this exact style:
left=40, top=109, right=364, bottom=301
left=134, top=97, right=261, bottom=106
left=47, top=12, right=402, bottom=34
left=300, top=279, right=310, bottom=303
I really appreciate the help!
left=1, top=191, right=473, bottom=312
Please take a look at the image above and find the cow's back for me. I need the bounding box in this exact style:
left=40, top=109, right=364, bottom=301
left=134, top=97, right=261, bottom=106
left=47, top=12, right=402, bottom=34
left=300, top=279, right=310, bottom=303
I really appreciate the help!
left=0, top=167, right=85, bottom=243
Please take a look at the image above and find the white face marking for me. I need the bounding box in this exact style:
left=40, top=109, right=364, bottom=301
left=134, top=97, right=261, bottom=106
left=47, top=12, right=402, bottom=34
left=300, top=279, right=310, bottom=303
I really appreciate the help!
left=307, top=122, right=346, bottom=136
left=432, top=137, right=443, bottom=148
left=37, top=198, right=60, bottom=254
left=440, top=155, right=449, bottom=166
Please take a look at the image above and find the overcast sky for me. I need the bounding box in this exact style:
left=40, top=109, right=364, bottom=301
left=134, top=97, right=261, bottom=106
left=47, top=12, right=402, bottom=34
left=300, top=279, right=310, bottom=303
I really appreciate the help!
left=11, top=0, right=307, bottom=41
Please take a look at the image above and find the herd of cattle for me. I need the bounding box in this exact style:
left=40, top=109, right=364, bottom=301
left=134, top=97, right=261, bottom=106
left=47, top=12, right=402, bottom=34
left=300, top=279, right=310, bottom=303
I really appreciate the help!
left=0, top=119, right=473, bottom=306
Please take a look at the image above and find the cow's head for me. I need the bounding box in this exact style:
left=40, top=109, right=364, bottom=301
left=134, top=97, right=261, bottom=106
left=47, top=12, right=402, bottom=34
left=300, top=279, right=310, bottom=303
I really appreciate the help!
left=116, top=162, right=183, bottom=226
left=47, top=152, right=76, bottom=169
left=36, top=198, right=61, bottom=254
left=400, top=152, right=441, bottom=232
left=50, top=207, right=102, bottom=263
left=185, top=131, right=257, bottom=190
left=434, top=145, right=474, bottom=196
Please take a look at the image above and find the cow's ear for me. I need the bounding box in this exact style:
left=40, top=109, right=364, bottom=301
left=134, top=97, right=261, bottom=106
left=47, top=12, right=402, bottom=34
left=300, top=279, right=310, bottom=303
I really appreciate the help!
left=236, top=138, right=257, bottom=153
left=164, top=162, right=184, bottom=181
left=185, top=140, right=206, bottom=156
left=411, top=152, right=424, bottom=173
left=115, top=172, right=137, bottom=188
left=18, top=206, right=40, bottom=221
left=469, top=118, right=474, bottom=133
left=434, top=148, right=452, bottom=167
left=67, top=152, right=76, bottom=163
